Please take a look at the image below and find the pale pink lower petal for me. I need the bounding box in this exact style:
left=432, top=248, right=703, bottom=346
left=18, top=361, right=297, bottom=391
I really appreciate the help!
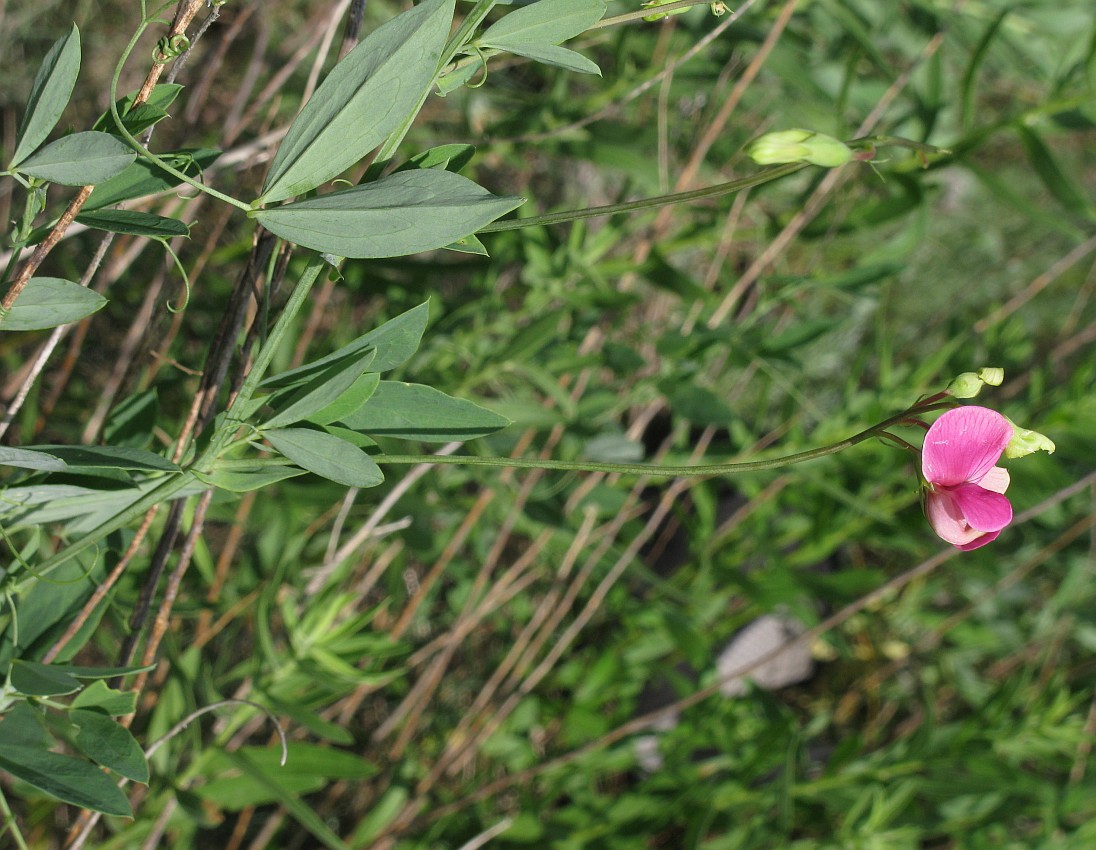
left=952, top=482, right=1012, bottom=532
left=925, top=489, right=982, bottom=547
left=957, top=528, right=1001, bottom=551
left=979, top=466, right=1010, bottom=494
left=922, top=407, right=1013, bottom=486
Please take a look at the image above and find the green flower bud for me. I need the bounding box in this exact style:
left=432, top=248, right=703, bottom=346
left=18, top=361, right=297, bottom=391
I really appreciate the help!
left=946, top=372, right=985, bottom=399
left=747, top=129, right=852, bottom=167
left=1003, top=419, right=1055, bottom=459
left=977, top=367, right=1004, bottom=386
left=642, top=0, right=689, bottom=21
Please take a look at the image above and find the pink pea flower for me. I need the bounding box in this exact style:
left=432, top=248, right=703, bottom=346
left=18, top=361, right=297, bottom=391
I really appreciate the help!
left=921, top=406, right=1014, bottom=551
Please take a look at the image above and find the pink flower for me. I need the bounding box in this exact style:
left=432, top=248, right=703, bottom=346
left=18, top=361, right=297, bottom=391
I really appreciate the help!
left=921, top=406, right=1014, bottom=551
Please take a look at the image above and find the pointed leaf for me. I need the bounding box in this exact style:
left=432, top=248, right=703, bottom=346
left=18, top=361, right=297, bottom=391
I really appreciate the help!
left=194, top=464, right=307, bottom=493
left=0, top=277, right=106, bottom=331
left=76, top=209, right=190, bottom=238
left=16, top=131, right=135, bottom=185
left=260, top=0, right=455, bottom=204
left=85, top=148, right=221, bottom=210
left=262, top=349, right=376, bottom=429
left=0, top=446, right=67, bottom=471
left=479, top=0, right=606, bottom=48
left=10, top=660, right=81, bottom=696
left=10, top=24, right=81, bottom=168
left=305, top=372, right=381, bottom=426
left=263, top=301, right=430, bottom=389
left=255, top=169, right=524, bottom=258
left=396, top=143, right=476, bottom=174
left=341, top=381, right=510, bottom=441
left=493, top=42, right=601, bottom=75
left=93, top=83, right=184, bottom=136
left=0, top=745, right=132, bottom=816
left=71, top=680, right=138, bottom=716
left=265, top=428, right=384, bottom=488
left=71, top=709, right=149, bottom=783
left=27, top=445, right=178, bottom=472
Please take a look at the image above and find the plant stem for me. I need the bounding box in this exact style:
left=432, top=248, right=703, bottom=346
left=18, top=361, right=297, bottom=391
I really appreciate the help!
left=479, top=163, right=805, bottom=231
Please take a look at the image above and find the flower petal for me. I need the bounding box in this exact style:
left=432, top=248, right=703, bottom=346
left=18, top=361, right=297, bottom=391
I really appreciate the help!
left=957, top=529, right=1001, bottom=551
left=952, top=482, right=1012, bottom=533
left=922, top=406, right=1013, bottom=487
left=979, top=466, right=1010, bottom=494
left=924, top=489, right=983, bottom=547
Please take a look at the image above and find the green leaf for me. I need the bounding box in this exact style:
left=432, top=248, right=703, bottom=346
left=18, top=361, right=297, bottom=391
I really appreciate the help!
left=0, top=702, right=53, bottom=750
left=93, top=83, right=184, bottom=136
left=262, top=349, right=377, bottom=429
left=84, top=148, right=221, bottom=210
left=479, top=0, right=606, bottom=49
left=264, top=428, right=384, bottom=488
left=340, top=381, right=510, bottom=441
left=259, top=0, right=455, bottom=204
left=493, top=42, right=601, bottom=75
left=76, top=209, right=190, bottom=238
left=263, top=301, right=430, bottom=389
left=0, top=446, right=67, bottom=471
left=305, top=372, right=381, bottom=426
left=71, top=680, right=138, bottom=716
left=0, top=745, right=132, bottom=817
left=446, top=233, right=489, bottom=255
left=10, top=660, right=81, bottom=696
left=10, top=24, right=81, bottom=168
left=396, top=143, right=476, bottom=174
left=45, top=662, right=157, bottom=679
left=26, top=445, right=178, bottom=472
left=255, top=169, right=523, bottom=258
left=194, top=465, right=307, bottom=493
left=0, top=277, right=106, bottom=331
left=16, top=131, right=136, bottom=185
left=71, top=709, right=149, bottom=783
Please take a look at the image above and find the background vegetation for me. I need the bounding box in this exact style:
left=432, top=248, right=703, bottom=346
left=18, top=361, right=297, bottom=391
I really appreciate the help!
left=1, top=0, right=1095, bottom=847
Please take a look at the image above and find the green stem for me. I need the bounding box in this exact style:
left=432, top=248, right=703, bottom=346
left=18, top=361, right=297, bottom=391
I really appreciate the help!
left=0, top=783, right=30, bottom=850
left=592, top=0, right=714, bottom=29
left=107, top=16, right=250, bottom=212
left=479, top=163, right=805, bottom=232
left=197, top=253, right=327, bottom=468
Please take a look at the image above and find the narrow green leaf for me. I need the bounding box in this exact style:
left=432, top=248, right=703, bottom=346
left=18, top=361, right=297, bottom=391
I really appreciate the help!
left=93, top=83, right=184, bottom=135
left=254, top=169, right=524, bottom=258
left=0, top=746, right=132, bottom=817
left=264, top=428, right=384, bottom=488
left=259, top=0, right=455, bottom=204
left=263, top=301, right=430, bottom=389
left=305, top=372, right=381, bottom=426
left=26, top=445, right=178, bottom=472
left=71, top=681, right=138, bottom=716
left=0, top=446, right=67, bottom=471
left=479, top=0, right=606, bottom=48
left=262, top=349, right=377, bottom=429
left=10, top=661, right=81, bottom=697
left=10, top=24, right=81, bottom=168
left=76, top=209, right=190, bottom=238
left=340, top=381, right=510, bottom=441
left=16, top=131, right=135, bottom=185
left=84, top=148, right=221, bottom=210
left=0, top=277, right=106, bottom=331
left=396, top=143, right=476, bottom=174
left=71, top=709, right=149, bottom=783
left=46, top=662, right=157, bottom=679
left=194, top=465, right=307, bottom=493
left=494, top=42, right=601, bottom=75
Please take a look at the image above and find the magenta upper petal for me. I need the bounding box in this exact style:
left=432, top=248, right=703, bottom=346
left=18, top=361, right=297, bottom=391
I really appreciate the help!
left=951, top=482, right=1012, bottom=532
left=922, top=406, right=1013, bottom=487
